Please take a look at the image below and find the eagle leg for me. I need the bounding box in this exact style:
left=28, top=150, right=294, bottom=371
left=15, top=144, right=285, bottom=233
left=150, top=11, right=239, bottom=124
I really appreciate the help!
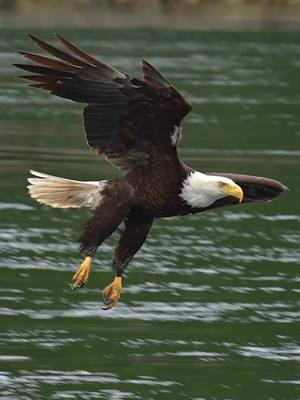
left=72, top=181, right=133, bottom=293
left=100, top=210, right=153, bottom=310
left=71, top=256, right=92, bottom=289
left=101, top=276, right=122, bottom=310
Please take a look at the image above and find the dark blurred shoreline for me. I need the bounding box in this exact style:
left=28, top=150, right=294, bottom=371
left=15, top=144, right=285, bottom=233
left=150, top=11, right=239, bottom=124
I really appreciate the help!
left=0, top=0, right=300, bottom=31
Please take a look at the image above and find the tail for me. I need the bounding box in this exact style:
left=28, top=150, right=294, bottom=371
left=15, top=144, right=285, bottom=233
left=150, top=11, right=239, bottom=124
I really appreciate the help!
left=27, top=170, right=106, bottom=209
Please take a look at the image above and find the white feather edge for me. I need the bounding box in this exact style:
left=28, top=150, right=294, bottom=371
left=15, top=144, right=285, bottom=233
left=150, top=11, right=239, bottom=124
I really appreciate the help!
left=27, top=170, right=107, bottom=209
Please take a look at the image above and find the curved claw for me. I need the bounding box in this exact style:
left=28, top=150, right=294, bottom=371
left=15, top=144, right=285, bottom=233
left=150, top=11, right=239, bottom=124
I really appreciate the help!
left=100, top=276, right=122, bottom=310
left=100, top=294, right=119, bottom=310
left=101, top=293, right=112, bottom=305
left=100, top=300, right=118, bottom=310
left=70, top=256, right=92, bottom=289
left=101, top=294, right=109, bottom=304
left=70, top=281, right=84, bottom=290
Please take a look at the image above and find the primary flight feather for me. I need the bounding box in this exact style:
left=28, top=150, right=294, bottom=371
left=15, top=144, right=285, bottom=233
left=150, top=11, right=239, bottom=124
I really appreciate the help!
left=15, top=34, right=288, bottom=309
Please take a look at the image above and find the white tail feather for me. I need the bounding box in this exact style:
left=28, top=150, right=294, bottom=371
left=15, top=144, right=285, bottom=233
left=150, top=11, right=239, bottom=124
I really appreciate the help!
left=27, top=170, right=106, bottom=209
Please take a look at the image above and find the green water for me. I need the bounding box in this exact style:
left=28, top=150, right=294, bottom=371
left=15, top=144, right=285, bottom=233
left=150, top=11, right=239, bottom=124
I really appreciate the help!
left=0, top=30, right=299, bottom=400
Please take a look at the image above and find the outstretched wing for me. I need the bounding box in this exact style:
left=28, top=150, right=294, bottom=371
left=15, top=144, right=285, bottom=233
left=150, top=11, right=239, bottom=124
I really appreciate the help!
left=15, top=35, right=192, bottom=171
left=204, top=172, right=288, bottom=211
left=214, top=173, right=288, bottom=203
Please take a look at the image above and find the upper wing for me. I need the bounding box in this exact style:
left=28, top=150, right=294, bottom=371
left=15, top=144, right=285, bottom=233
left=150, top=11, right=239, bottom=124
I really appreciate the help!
left=15, top=34, right=192, bottom=171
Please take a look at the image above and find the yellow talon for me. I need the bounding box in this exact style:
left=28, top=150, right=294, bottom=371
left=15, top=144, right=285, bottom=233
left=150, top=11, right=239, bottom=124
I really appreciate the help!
left=71, top=256, right=92, bottom=289
left=101, top=276, right=122, bottom=310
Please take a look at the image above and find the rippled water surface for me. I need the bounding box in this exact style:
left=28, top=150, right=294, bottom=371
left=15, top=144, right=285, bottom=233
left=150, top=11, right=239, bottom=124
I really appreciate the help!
left=0, top=30, right=299, bottom=399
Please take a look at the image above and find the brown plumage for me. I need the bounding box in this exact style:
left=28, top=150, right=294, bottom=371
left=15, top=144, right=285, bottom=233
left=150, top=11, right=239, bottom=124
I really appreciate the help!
left=15, top=35, right=288, bottom=309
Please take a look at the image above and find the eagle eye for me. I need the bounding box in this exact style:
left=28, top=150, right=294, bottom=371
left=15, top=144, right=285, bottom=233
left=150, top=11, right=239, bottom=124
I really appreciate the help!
left=219, top=182, right=227, bottom=188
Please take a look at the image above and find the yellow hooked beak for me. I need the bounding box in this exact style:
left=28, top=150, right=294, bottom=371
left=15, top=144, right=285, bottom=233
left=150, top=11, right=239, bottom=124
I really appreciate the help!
left=222, top=183, right=244, bottom=203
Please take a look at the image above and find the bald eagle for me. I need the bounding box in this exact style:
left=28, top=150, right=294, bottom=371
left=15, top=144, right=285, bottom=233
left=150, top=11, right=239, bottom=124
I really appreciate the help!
left=15, top=35, right=288, bottom=309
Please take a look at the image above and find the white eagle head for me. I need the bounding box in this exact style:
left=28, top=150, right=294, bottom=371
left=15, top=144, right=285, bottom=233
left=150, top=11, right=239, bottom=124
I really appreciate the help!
left=180, top=171, right=244, bottom=208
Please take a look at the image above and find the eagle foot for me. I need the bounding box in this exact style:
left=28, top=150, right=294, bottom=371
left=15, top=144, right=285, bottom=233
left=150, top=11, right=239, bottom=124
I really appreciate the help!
left=101, top=276, right=122, bottom=310
left=71, top=256, right=92, bottom=289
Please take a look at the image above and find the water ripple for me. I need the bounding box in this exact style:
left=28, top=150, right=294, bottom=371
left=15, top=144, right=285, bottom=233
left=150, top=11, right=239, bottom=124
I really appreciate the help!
left=237, top=345, right=300, bottom=361
left=0, top=301, right=298, bottom=323
left=0, top=369, right=180, bottom=398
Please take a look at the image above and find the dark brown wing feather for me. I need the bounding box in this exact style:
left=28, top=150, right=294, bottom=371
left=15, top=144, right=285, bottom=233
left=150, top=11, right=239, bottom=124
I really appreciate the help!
left=15, top=35, right=192, bottom=171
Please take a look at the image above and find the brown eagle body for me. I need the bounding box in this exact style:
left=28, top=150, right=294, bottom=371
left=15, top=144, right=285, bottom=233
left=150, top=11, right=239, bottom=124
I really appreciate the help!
left=15, top=35, right=288, bottom=309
